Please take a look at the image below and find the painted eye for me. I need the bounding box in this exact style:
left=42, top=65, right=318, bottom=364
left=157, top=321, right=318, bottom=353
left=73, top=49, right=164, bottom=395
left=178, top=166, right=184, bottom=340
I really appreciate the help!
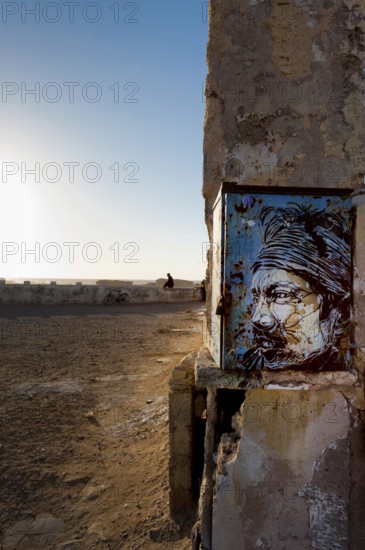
left=272, top=291, right=292, bottom=304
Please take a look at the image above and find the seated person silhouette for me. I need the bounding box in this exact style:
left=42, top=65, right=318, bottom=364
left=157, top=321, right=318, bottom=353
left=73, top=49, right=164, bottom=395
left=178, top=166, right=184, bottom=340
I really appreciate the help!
left=163, top=273, right=174, bottom=288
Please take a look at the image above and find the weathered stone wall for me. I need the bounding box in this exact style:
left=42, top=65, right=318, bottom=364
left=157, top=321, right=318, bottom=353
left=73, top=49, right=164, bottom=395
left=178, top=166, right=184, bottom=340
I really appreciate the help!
left=0, top=283, right=202, bottom=305
left=204, top=0, right=365, bottom=213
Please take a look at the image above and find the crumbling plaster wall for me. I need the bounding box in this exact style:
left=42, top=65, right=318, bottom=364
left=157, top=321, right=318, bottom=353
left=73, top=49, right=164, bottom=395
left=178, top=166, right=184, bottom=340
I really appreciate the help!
left=212, top=389, right=357, bottom=549
left=191, top=349, right=365, bottom=549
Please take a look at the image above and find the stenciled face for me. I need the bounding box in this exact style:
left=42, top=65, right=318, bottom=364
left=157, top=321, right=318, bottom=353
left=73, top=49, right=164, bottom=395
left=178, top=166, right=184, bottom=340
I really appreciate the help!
left=251, top=269, right=326, bottom=368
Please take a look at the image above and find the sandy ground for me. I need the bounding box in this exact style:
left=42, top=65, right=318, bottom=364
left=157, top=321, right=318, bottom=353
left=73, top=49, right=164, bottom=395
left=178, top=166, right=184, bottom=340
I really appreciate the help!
left=0, top=302, right=205, bottom=550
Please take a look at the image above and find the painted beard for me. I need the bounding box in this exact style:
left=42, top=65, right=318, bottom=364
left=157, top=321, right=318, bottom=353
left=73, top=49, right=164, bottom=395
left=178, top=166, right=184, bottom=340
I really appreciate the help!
left=238, top=324, right=331, bottom=371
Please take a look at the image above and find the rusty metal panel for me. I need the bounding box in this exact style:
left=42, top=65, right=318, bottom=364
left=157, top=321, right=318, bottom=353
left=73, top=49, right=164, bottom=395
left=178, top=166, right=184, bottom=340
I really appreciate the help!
left=210, top=193, right=225, bottom=365
left=221, top=187, right=353, bottom=371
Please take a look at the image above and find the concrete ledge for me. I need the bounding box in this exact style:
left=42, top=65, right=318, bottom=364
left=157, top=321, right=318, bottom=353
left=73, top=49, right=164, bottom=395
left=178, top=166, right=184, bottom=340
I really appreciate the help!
left=195, top=347, right=359, bottom=390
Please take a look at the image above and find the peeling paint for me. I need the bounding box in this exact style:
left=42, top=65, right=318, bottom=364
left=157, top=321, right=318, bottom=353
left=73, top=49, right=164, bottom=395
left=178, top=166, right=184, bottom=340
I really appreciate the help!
left=304, top=437, right=350, bottom=549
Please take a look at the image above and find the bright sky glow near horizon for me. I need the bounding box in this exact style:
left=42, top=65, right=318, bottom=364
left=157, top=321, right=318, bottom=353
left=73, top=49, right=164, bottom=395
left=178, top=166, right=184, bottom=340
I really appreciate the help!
left=0, top=1, right=209, bottom=282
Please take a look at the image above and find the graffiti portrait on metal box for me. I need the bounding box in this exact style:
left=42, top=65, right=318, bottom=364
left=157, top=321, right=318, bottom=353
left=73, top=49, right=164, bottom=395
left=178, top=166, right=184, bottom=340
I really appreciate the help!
left=224, top=193, right=352, bottom=371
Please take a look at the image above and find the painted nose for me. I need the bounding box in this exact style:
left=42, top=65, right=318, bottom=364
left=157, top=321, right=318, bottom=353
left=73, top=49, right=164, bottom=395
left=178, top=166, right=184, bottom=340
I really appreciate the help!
left=252, top=299, right=275, bottom=330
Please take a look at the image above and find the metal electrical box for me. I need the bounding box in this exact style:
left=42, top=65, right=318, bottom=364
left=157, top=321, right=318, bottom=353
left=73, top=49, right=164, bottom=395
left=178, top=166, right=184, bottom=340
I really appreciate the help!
left=211, top=184, right=353, bottom=372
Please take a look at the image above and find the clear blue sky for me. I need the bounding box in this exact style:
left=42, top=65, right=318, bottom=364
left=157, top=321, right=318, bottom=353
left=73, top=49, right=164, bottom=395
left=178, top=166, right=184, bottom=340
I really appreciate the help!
left=0, top=0, right=209, bottom=281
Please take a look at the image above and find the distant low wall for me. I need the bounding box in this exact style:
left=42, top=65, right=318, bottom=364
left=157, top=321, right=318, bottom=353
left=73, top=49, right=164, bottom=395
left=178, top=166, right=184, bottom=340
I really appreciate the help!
left=0, top=283, right=203, bottom=305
